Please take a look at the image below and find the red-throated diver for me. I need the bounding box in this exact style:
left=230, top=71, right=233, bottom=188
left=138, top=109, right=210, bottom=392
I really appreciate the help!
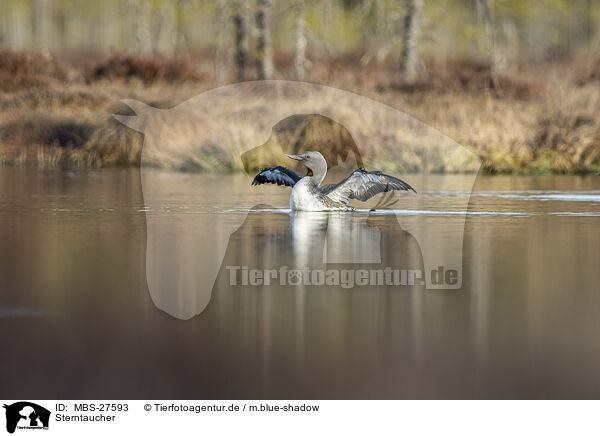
left=252, top=151, right=416, bottom=211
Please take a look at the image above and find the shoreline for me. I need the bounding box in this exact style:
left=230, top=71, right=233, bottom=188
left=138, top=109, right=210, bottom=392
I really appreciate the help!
left=1, top=50, right=599, bottom=175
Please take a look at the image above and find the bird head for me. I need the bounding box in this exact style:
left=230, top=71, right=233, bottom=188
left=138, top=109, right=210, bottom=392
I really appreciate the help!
left=285, top=151, right=327, bottom=179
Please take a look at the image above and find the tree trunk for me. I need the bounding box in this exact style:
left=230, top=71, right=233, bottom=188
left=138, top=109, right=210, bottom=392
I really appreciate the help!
left=174, top=0, right=190, bottom=57
left=155, top=0, right=176, bottom=56
left=295, top=0, right=307, bottom=80
left=233, top=0, right=248, bottom=81
left=214, top=0, right=228, bottom=83
left=5, top=6, right=30, bottom=49
left=476, top=0, right=501, bottom=78
left=256, top=0, right=274, bottom=80
left=34, top=0, right=52, bottom=51
left=127, top=0, right=152, bottom=54
left=400, top=0, right=423, bottom=83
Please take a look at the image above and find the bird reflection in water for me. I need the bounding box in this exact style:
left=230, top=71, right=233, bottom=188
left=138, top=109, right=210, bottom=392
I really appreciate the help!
left=221, top=206, right=423, bottom=281
left=291, top=211, right=382, bottom=267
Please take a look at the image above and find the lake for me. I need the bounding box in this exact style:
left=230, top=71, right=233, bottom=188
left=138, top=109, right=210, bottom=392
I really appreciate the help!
left=1, top=167, right=599, bottom=398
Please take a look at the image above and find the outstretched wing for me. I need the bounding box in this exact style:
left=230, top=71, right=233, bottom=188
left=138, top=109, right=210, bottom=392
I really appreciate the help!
left=252, top=166, right=303, bottom=187
left=322, top=168, right=416, bottom=204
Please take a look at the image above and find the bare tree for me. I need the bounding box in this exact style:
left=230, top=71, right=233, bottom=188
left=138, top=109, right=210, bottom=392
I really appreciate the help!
left=173, top=0, right=191, bottom=57
left=127, top=0, right=153, bottom=54
left=400, top=0, right=423, bottom=83
left=256, top=0, right=274, bottom=79
left=4, top=5, right=31, bottom=49
left=476, top=0, right=502, bottom=78
left=233, top=0, right=248, bottom=81
left=34, top=0, right=52, bottom=51
left=295, top=0, right=307, bottom=80
left=154, top=0, right=177, bottom=56
left=214, top=0, right=228, bottom=83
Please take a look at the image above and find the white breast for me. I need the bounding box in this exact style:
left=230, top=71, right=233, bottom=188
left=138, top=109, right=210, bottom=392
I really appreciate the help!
left=290, top=178, right=328, bottom=211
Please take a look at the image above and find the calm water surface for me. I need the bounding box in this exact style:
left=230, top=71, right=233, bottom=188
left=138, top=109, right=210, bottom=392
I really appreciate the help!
left=1, top=167, right=599, bottom=398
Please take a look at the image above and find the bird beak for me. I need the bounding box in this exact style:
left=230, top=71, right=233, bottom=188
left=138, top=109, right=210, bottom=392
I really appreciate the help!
left=285, top=154, right=303, bottom=161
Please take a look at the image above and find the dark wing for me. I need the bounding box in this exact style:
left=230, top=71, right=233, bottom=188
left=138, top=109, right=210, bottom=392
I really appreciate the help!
left=252, top=166, right=302, bottom=187
left=322, top=168, right=416, bottom=204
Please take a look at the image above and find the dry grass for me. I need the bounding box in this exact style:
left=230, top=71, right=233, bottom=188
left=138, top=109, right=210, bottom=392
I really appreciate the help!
left=0, top=49, right=599, bottom=174
left=0, top=49, right=71, bottom=92
left=387, top=59, right=544, bottom=101
left=85, top=54, right=209, bottom=85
